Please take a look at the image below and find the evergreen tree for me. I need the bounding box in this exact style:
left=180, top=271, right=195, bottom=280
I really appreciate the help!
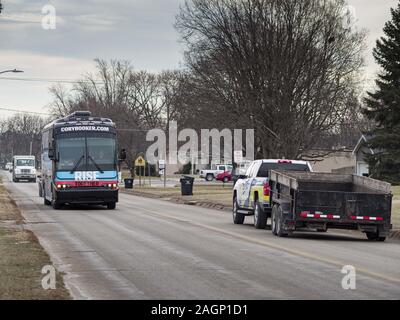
left=364, top=2, right=400, bottom=184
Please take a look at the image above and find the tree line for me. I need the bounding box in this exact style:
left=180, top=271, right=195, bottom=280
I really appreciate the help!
left=1, top=0, right=382, bottom=174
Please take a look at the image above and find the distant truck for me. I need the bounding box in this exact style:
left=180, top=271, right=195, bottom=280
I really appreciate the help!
left=12, top=155, right=37, bottom=183
left=200, top=164, right=233, bottom=181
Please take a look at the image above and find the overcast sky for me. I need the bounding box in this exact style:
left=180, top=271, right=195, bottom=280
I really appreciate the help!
left=0, top=0, right=398, bottom=118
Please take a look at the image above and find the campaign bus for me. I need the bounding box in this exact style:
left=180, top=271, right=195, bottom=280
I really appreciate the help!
left=39, top=111, right=119, bottom=210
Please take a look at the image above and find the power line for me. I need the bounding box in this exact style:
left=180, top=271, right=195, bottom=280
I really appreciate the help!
left=0, top=76, right=103, bottom=85
left=0, top=106, right=50, bottom=116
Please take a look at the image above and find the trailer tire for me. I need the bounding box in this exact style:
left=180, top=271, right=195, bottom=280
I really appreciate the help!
left=276, top=206, right=288, bottom=237
left=254, top=201, right=267, bottom=229
left=366, top=232, right=386, bottom=242
left=107, top=202, right=116, bottom=210
left=233, top=196, right=245, bottom=225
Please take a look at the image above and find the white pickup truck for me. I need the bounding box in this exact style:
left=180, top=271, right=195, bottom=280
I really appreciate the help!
left=233, top=159, right=312, bottom=228
left=200, top=164, right=233, bottom=181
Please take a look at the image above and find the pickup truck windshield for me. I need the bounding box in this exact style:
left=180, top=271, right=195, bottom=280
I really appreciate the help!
left=257, top=163, right=310, bottom=177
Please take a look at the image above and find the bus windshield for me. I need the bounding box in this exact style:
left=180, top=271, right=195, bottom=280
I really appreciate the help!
left=56, top=133, right=116, bottom=172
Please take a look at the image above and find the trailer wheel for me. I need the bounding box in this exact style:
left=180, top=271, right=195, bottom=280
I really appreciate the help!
left=254, top=201, right=267, bottom=229
left=233, top=196, right=245, bottom=225
left=107, top=202, right=116, bottom=210
left=366, top=232, right=386, bottom=242
left=276, top=206, right=288, bottom=237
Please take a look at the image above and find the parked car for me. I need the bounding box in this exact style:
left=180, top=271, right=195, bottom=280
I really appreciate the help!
left=200, top=164, right=232, bottom=181
left=5, top=162, right=12, bottom=171
left=216, top=171, right=232, bottom=183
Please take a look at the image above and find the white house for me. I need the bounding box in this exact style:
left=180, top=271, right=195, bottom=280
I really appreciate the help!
left=353, top=135, right=375, bottom=177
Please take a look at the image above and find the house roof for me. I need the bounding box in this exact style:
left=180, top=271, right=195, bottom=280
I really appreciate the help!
left=353, top=134, right=375, bottom=155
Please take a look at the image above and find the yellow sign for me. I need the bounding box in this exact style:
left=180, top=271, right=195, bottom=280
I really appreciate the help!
left=135, top=156, right=146, bottom=167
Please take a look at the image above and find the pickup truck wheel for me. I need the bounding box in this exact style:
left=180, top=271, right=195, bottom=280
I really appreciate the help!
left=276, top=206, right=288, bottom=237
left=233, top=197, right=245, bottom=224
left=271, top=205, right=278, bottom=235
left=254, top=201, right=267, bottom=229
left=206, top=174, right=214, bottom=182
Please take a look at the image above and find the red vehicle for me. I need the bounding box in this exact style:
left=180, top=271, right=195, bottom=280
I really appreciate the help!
left=216, top=171, right=232, bottom=183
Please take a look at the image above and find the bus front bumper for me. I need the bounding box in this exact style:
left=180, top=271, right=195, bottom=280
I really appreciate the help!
left=54, top=188, right=119, bottom=205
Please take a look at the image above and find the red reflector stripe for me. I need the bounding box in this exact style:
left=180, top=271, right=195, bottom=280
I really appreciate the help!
left=351, top=216, right=384, bottom=221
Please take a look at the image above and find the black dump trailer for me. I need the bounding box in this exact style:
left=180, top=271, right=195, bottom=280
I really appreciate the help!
left=268, top=171, right=392, bottom=241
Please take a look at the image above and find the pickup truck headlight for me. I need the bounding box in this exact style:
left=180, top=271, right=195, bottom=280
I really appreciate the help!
left=15, top=169, right=21, bottom=174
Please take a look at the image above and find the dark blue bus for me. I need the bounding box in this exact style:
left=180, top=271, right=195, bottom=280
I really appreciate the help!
left=39, top=111, right=119, bottom=210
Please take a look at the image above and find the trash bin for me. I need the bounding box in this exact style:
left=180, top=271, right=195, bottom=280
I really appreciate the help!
left=124, top=178, right=134, bottom=189
left=180, top=176, right=194, bottom=196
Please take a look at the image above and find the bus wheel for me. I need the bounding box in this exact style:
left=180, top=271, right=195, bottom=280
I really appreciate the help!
left=52, top=200, right=62, bottom=210
left=107, top=202, right=116, bottom=210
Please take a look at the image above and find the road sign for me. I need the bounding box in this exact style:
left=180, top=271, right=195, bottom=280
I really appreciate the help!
left=158, top=160, right=166, bottom=170
left=135, top=156, right=146, bottom=167
left=234, top=151, right=243, bottom=163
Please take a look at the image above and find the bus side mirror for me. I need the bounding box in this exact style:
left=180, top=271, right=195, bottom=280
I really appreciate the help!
left=48, top=149, right=55, bottom=160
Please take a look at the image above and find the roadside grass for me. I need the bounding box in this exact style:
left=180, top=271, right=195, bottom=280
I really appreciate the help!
left=391, top=186, right=400, bottom=230
left=0, top=183, right=70, bottom=299
left=392, top=186, right=400, bottom=200
left=392, top=202, right=400, bottom=230
left=125, top=184, right=233, bottom=207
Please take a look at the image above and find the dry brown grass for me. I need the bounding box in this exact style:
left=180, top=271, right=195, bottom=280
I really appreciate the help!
left=0, top=181, right=71, bottom=300
left=126, top=185, right=233, bottom=207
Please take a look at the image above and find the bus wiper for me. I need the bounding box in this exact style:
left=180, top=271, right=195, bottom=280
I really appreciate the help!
left=88, top=155, right=104, bottom=174
left=70, top=155, right=85, bottom=174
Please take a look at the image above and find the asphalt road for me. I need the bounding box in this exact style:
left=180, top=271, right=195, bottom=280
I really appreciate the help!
left=2, top=171, right=400, bottom=300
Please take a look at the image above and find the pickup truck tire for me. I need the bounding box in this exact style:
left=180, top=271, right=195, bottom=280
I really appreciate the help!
left=254, top=201, right=267, bottom=229
left=206, top=174, right=214, bottom=182
left=275, top=206, right=288, bottom=237
left=271, top=205, right=278, bottom=235
left=233, top=197, right=245, bottom=224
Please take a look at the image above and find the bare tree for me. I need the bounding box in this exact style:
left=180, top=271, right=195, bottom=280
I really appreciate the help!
left=176, top=0, right=366, bottom=159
